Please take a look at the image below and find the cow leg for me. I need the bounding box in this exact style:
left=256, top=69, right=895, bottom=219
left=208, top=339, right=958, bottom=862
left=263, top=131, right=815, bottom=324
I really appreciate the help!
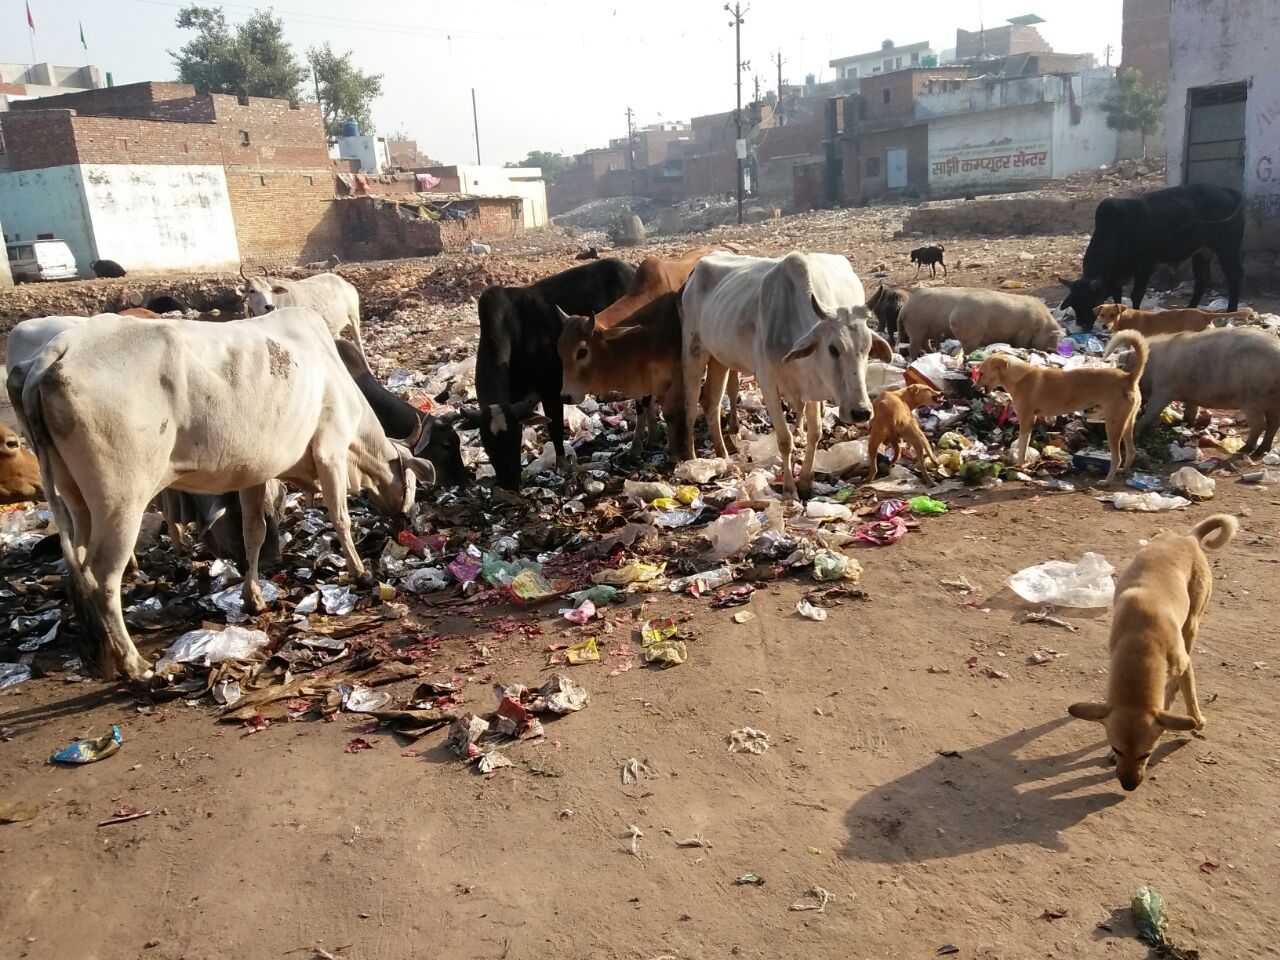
left=702, top=359, right=734, bottom=459
left=83, top=503, right=153, bottom=683
left=1188, top=253, right=1211, bottom=308
left=1129, top=266, right=1153, bottom=312
left=1218, top=246, right=1244, bottom=311
left=238, top=484, right=270, bottom=615
left=761, top=382, right=798, bottom=500
left=1259, top=411, right=1280, bottom=456
left=680, top=342, right=710, bottom=461
left=628, top=397, right=652, bottom=461
left=315, top=456, right=370, bottom=586
left=726, top=371, right=742, bottom=436
left=544, top=394, right=571, bottom=470
left=797, top=400, right=822, bottom=497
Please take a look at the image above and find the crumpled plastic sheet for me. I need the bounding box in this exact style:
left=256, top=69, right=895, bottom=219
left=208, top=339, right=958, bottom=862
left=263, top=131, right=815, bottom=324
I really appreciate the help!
left=0, top=662, right=33, bottom=689
left=157, top=625, right=269, bottom=667
left=205, top=581, right=281, bottom=622
left=319, top=584, right=357, bottom=616
left=1008, top=552, right=1115, bottom=608
left=727, top=727, right=771, bottom=754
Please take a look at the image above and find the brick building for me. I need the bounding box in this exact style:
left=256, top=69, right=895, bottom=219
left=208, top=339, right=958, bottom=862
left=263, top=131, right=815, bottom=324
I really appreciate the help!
left=955, top=24, right=1052, bottom=60
left=1121, top=0, right=1171, bottom=85
left=0, top=81, right=340, bottom=274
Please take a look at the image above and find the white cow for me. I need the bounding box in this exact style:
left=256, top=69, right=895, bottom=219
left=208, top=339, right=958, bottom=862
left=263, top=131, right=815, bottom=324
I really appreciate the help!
left=239, top=268, right=366, bottom=358
left=7, top=308, right=435, bottom=683
left=679, top=251, right=893, bottom=500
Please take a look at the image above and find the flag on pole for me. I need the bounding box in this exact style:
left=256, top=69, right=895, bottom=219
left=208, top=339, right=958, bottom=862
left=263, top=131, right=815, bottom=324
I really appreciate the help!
left=26, top=2, right=35, bottom=31
left=80, top=22, right=87, bottom=50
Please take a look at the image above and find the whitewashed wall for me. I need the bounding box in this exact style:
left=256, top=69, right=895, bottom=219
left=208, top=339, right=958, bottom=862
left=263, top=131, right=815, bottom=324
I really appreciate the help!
left=0, top=165, right=94, bottom=276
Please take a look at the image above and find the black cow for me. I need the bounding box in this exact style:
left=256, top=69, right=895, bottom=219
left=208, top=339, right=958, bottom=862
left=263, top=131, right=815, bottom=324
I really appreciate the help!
left=472, top=258, right=637, bottom=489
left=146, top=295, right=188, bottom=314
left=1061, top=183, right=1245, bottom=331
left=334, top=339, right=469, bottom=488
left=910, top=245, right=946, bottom=278
left=90, top=259, right=127, bottom=278
left=865, top=282, right=910, bottom=345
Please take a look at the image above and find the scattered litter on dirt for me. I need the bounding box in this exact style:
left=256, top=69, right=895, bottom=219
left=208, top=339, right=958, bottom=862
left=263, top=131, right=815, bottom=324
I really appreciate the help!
left=727, top=727, right=771, bottom=754
left=1131, top=886, right=1201, bottom=960
left=97, top=806, right=152, bottom=827
left=795, top=599, right=828, bottom=621
left=735, top=873, right=766, bottom=886
left=789, top=886, right=834, bottom=913
left=621, top=757, right=656, bottom=785
left=1019, top=609, right=1079, bottom=632
left=50, top=725, right=122, bottom=765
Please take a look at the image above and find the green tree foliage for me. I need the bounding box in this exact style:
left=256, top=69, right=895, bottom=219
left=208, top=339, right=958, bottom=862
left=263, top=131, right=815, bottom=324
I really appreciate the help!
left=506, top=150, right=572, bottom=179
left=308, top=43, right=384, bottom=142
left=171, top=5, right=307, bottom=101
left=1103, top=69, right=1167, bottom=157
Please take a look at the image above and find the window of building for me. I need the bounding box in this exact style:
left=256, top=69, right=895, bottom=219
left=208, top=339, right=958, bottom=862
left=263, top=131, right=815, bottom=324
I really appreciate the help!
left=37, top=233, right=53, bottom=240
left=239, top=130, right=251, bottom=146
left=115, top=137, right=128, bottom=153
left=882, top=88, right=892, bottom=105
left=883, top=58, right=893, bottom=72
left=180, top=141, right=189, bottom=154
left=911, top=51, right=920, bottom=64
left=848, top=66, right=858, bottom=78
left=305, top=175, right=314, bottom=186
left=895, top=56, right=903, bottom=68
left=865, top=156, right=881, bottom=178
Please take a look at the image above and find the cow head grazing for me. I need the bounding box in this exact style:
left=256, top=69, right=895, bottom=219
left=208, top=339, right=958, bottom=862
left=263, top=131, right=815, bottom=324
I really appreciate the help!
left=556, top=308, right=599, bottom=404
left=460, top=395, right=542, bottom=490
left=415, top=413, right=469, bottom=488
left=782, top=295, right=892, bottom=425
left=0, top=424, right=43, bottom=506
left=367, top=443, right=436, bottom=533
left=1059, top=275, right=1104, bottom=331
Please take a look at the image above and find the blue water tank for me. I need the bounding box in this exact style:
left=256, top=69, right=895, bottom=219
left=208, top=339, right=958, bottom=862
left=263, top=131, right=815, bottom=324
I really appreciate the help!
left=341, top=120, right=360, bottom=138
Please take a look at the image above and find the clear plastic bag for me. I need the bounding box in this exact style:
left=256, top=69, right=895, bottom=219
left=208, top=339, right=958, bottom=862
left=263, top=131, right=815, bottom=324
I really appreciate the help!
left=1170, top=466, right=1215, bottom=500
left=1008, top=552, right=1115, bottom=607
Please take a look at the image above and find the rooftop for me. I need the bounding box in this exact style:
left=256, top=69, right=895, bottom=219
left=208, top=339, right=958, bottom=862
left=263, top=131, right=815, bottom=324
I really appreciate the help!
left=831, top=39, right=932, bottom=67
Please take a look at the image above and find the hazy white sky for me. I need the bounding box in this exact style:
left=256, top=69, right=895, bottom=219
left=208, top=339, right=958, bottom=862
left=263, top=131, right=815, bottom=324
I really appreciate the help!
left=4, top=1, right=1122, bottom=164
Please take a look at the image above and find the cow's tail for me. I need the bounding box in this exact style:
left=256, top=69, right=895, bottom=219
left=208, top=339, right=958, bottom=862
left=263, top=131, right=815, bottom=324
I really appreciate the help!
left=1105, top=329, right=1148, bottom=386
left=1189, top=514, right=1238, bottom=551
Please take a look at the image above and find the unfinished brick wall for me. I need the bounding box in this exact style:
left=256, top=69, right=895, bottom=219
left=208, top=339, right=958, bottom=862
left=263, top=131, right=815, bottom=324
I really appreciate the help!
left=0, top=110, right=83, bottom=170
left=226, top=170, right=342, bottom=265
left=338, top=196, right=521, bottom=260
left=8, top=81, right=199, bottom=119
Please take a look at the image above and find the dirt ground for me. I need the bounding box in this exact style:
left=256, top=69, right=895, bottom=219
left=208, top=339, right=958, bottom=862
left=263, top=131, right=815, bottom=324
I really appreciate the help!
left=4, top=183, right=1280, bottom=960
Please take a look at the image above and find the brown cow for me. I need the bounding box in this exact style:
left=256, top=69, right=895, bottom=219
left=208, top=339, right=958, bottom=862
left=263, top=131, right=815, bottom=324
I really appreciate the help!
left=0, top=423, right=43, bottom=505
left=559, top=292, right=687, bottom=458
left=560, top=247, right=741, bottom=452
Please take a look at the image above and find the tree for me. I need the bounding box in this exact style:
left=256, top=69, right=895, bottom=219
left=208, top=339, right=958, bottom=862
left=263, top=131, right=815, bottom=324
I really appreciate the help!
left=506, top=150, right=572, bottom=180
left=1102, top=68, right=1167, bottom=158
left=171, top=5, right=307, bottom=101
left=307, top=43, right=384, bottom=143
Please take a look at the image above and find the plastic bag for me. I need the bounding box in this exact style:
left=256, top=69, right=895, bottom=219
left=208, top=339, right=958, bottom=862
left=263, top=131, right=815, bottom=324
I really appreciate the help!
left=805, top=500, right=853, bottom=521
left=813, top=550, right=861, bottom=582
left=644, top=639, right=687, bottom=667
left=674, top=457, right=734, bottom=483
left=565, top=637, right=599, bottom=665
left=1170, top=466, right=1215, bottom=500
left=811, top=440, right=869, bottom=475
left=158, top=625, right=269, bottom=667
left=795, top=598, right=828, bottom=621
left=592, top=562, right=665, bottom=586
left=907, top=495, right=948, bottom=514
left=524, top=442, right=559, bottom=476
left=0, top=663, right=32, bottom=690
left=1109, top=492, right=1191, bottom=512
left=566, top=585, right=622, bottom=607
left=623, top=479, right=676, bottom=501
left=905, top=353, right=949, bottom=391
left=51, top=725, right=122, bottom=765
left=705, top=509, right=761, bottom=561
left=1008, top=552, right=1115, bottom=607
left=403, top=567, right=449, bottom=594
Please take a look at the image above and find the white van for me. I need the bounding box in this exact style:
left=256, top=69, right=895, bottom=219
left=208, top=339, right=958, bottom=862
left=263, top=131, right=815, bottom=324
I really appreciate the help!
left=6, top=240, right=79, bottom=283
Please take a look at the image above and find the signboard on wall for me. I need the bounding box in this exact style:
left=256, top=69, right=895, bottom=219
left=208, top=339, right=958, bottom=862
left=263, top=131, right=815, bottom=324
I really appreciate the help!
left=927, top=140, right=1051, bottom=188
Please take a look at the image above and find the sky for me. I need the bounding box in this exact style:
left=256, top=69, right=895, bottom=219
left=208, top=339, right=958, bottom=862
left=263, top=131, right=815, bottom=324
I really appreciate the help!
left=3, top=1, right=1123, bottom=165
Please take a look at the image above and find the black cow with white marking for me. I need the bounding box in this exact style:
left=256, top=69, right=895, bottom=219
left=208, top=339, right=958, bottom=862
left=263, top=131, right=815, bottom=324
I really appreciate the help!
left=471, top=259, right=636, bottom=489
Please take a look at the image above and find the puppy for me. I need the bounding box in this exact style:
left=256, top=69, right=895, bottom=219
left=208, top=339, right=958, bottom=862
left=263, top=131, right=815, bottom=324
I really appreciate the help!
left=865, top=384, right=941, bottom=482
left=1094, top=303, right=1256, bottom=337
left=1068, top=514, right=1237, bottom=791
left=975, top=330, right=1147, bottom=484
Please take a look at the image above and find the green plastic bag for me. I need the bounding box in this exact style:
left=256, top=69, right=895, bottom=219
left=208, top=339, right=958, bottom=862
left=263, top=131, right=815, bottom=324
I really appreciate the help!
left=907, top=496, right=948, bottom=515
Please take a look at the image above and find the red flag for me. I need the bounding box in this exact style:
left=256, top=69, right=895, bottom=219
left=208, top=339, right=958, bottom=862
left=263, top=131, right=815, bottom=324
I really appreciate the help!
left=26, top=2, right=35, bottom=31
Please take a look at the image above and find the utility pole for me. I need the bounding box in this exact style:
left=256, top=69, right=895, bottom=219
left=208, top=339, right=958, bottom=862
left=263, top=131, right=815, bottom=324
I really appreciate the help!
left=772, top=48, right=786, bottom=123
left=726, top=2, right=748, bottom=225
left=625, top=106, right=637, bottom=199
left=471, top=88, right=481, bottom=165
left=752, top=73, right=762, bottom=104
left=1103, top=43, right=1113, bottom=67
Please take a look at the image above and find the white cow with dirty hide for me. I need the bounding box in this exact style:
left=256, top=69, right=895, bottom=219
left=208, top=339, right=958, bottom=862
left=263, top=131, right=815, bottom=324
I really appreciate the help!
left=7, top=308, right=435, bottom=683
left=679, top=251, right=893, bottom=499
left=239, top=266, right=366, bottom=358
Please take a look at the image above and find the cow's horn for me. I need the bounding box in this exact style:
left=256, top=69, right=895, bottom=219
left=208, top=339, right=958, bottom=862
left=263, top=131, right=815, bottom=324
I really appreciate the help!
left=239, top=262, right=250, bottom=282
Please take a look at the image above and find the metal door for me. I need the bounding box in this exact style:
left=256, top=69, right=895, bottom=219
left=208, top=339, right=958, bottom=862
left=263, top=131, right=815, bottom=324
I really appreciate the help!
left=1186, top=82, right=1246, bottom=192
left=886, top=147, right=908, bottom=189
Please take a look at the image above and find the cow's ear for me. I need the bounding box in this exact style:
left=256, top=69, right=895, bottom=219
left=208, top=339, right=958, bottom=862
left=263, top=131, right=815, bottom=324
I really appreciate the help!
left=868, top=334, right=894, bottom=363
left=1057, top=275, right=1074, bottom=287
left=511, top=395, right=542, bottom=420
left=784, top=322, right=822, bottom=363
left=406, top=456, right=436, bottom=486
left=270, top=284, right=288, bottom=295
left=1067, top=701, right=1110, bottom=722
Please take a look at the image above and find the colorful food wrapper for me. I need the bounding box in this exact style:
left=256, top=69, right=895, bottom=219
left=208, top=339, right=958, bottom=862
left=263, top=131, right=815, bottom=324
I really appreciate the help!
left=507, top=569, right=566, bottom=605
left=566, top=637, right=600, bottom=665
left=51, top=725, right=122, bottom=764
left=640, top=617, right=677, bottom=647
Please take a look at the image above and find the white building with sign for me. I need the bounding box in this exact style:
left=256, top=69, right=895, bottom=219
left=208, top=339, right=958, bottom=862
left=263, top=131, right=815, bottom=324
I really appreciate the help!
left=919, top=69, right=1120, bottom=194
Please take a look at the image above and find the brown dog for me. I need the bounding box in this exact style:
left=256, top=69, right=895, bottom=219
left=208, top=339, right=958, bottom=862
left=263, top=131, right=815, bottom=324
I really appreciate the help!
left=1068, top=513, right=1237, bottom=791
left=865, top=384, right=941, bottom=482
left=1094, top=302, right=1256, bottom=337
left=976, top=331, right=1147, bottom=484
